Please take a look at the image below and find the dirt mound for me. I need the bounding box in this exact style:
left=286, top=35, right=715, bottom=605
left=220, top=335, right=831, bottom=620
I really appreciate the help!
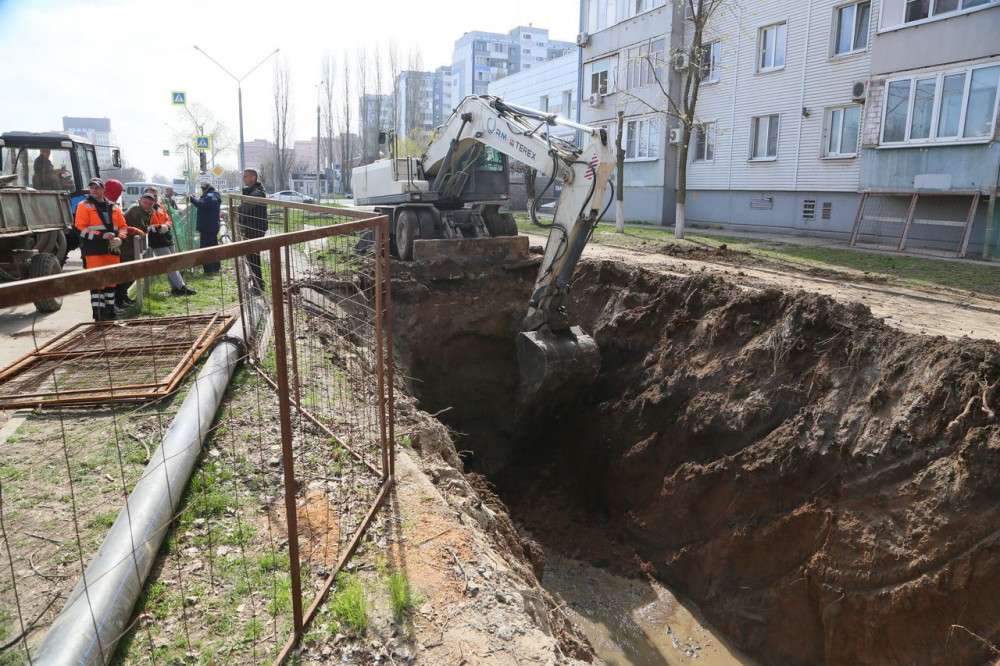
left=390, top=258, right=1000, bottom=666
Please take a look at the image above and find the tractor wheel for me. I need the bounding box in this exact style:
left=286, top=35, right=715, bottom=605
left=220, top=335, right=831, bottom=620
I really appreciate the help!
left=484, top=210, right=518, bottom=237
left=29, top=253, right=63, bottom=313
left=395, top=210, right=418, bottom=261
left=416, top=208, right=437, bottom=241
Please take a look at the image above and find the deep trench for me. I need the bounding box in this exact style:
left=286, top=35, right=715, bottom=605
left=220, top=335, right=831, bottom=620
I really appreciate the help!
left=389, top=257, right=1000, bottom=666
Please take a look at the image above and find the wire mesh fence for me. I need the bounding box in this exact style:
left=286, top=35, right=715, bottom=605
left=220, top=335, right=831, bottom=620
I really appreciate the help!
left=0, top=199, right=393, bottom=664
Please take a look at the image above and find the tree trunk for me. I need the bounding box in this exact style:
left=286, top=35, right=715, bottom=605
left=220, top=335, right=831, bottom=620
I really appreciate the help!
left=675, top=200, right=686, bottom=238
left=616, top=110, right=626, bottom=234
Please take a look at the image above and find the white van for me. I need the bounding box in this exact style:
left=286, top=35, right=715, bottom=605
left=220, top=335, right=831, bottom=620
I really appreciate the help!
left=122, top=182, right=171, bottom=209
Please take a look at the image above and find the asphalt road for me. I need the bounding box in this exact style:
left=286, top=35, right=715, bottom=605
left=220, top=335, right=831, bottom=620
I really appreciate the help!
left=0, top=252, right=93, bottom=368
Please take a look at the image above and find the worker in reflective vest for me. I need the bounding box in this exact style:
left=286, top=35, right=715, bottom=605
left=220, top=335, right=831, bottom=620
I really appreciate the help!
left=75, top=177, right=127, bottom=321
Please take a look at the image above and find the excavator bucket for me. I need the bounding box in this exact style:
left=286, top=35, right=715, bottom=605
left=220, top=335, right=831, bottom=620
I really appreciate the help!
left=516, top=325, right=601, bottom=404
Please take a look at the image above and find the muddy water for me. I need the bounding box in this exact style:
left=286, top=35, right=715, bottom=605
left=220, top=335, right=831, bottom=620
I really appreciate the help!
left=543, top=549, right=757, bottom=666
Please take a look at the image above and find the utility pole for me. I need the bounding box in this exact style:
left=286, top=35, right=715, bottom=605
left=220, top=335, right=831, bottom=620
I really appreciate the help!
left=317, top=81, right=322, bottom=201
left=193, top=45, right=280, bottom=173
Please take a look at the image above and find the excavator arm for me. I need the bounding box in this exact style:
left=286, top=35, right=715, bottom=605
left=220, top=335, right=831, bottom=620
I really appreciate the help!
left=425, top=96, right=616, bottom=403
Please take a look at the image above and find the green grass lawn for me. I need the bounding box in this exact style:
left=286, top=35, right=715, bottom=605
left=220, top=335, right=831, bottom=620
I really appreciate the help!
left=514, top=214, right=1000, bottom=300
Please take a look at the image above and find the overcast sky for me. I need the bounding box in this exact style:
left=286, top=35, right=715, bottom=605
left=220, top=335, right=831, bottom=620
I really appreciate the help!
left=0, top=0, right=580, bottom=178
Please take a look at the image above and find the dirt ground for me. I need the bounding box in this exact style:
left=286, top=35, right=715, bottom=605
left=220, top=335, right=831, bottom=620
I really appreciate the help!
left=387, top=238, right=1000, bottom=666
left=4, top=236, right=1000, bottom=665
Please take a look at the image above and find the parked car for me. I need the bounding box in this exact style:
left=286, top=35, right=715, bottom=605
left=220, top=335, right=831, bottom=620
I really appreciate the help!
left=271, top=190, right=315, bottom=204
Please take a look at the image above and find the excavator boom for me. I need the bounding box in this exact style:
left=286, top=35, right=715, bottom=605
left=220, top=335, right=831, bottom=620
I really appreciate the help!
left=352, top=95, right=616, bottom=404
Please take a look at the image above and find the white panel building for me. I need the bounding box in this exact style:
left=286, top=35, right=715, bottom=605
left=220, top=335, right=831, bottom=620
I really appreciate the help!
left=452, top=26, right=574, bottom=108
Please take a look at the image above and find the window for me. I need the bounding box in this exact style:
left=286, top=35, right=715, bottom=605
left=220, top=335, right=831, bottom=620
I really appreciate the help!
left=625, top=116, right=661, bottom=159
left=834, top=1, right=870, bottom=55
left=523, top=48, right=532, bottom=54
left=694, top=122, right=715, bottom=161
left=539, top=95, right=549, bottom=112
left=700, top=41, right=721, bottom=83
left=634, top=0, right=665, bottom=13
left=750, top=114, right=779, bottom=159
left=588, top=0, right=618, bottom=32
left=905, top=0, right=994, bottom=23
left=824, top=105, right=861, bottom=156
left=625, top=39, right=665, bottom=89
left=758, top=22, right=787, bottom=72
left=586, top=56, right=615, bottom=95
left=881, top=64, right=1000, bottom=144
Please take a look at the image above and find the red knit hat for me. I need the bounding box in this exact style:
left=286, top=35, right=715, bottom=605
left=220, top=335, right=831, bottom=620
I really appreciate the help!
left=104, top=179, right=123, bottom=203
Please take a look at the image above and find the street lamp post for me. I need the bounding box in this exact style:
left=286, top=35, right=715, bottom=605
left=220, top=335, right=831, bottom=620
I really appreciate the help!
left=193, top=45, right=280, bottom=173
left=317, top=81, right=323, bottom=202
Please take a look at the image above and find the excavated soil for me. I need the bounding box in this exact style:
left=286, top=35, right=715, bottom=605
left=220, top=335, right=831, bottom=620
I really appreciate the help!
left=389, top=257, right=1000, bottom=666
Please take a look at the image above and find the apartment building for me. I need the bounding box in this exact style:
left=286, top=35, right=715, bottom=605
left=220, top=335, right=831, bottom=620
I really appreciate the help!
left=858, top=0, right=1000, bottom=256
left=578, top=0, right=680, bottom=222
left=432, top=65, right=453, bottom=127
left=62, top=117, right=117, bottom=167
left=487, top=52, right=580, bottom=129
left=396, top=70, right=435, bottom=139
left=578, top=0, right=1000, bottom=255
left=684, top=1, right=874, bottom=235
left=451, top=26, right=574, bottom=107
left=359, top=93, right=394, bottom=163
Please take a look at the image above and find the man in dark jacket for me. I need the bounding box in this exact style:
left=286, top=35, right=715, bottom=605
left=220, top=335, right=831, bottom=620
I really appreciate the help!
left=239, top=169, right=268, bottom=290
left=190, top=182, right=222, bottom=275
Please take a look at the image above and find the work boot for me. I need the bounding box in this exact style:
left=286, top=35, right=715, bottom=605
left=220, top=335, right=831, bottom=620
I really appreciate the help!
left=171, top=286, right=197, bottom=296
left=92, top=307, right=103, bottom=321
left=101, top=307, right=117, bottom=321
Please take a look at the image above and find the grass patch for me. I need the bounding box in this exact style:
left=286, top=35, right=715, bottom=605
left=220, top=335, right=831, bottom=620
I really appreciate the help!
left=388, top=570, right=418, bottom=625
left=330, top=573, right=367, bottom=636
left=514, top=215, right=1000, bottom=299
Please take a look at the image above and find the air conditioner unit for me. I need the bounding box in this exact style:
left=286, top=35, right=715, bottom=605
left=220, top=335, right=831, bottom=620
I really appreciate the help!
left=588, top=93, right=605, bottom=107
left=673, top=52, right=688, bottom=72
left=576, top=31, right=590, bottom=47
left=669, top=128, right=683, bottom=145
left=851, top=79, right=869, bottom=102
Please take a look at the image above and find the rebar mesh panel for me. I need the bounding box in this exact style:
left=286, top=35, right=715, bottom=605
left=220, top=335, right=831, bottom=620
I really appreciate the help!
left=0, top=314, right=235, bottom=408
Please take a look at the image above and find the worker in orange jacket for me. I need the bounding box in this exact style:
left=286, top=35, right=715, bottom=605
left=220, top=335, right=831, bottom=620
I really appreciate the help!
left=75, top=177, right=128, bottom=321
left=144, top=187, right=195, bottom=296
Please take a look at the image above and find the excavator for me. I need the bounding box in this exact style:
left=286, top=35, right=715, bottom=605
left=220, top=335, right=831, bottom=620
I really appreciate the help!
left=353, top=95, right=616, bottom=403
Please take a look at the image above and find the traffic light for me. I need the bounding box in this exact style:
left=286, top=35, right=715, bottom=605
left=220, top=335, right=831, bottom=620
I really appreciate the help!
left=199, top=152, right=207, bottom=173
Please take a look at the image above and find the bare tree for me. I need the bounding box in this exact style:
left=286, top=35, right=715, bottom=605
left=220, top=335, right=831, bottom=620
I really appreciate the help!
left=617, top=0, right=728, bottom=238
left=272, top=56, right=294, bottom=191
left=175, top=102, right=235, bottom=171
left=339, top=50, right=354, bottom=193
left=387, top=39, right=402, bottom=140
left=403, top=47, right=427, bottom=146
left=356, top=47, right=373, bottom=163
left=372, top=43, right=385, bottom=161
left=321, top=52, right=337, bottom=173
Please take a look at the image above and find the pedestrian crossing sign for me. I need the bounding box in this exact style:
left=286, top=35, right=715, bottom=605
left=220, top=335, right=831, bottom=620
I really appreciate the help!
left=171, top=91, right=186, bottom=105
left=195, top=136, right=211, bottom=151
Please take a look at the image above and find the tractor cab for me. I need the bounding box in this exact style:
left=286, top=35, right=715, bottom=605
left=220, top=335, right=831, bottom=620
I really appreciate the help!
left=0, top=132, right=121, bottom=209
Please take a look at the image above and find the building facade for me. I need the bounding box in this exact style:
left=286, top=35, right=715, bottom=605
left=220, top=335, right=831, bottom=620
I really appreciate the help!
left=396, top=70, right=436, bottom=140
left=242, top=139, right=274, bottom=172
left=578, top=0, right=679, bottom=223
left=451, top=26, right=574, bottom=107
left=62, top=117, right=117, bottom=167
left=684, top=0, right=873, bottom=236
left=858, top=0, right=1000, bottom=256
left=578, top=0, right=1000, bottom=256
left=359, top=93, right=394, bottom=163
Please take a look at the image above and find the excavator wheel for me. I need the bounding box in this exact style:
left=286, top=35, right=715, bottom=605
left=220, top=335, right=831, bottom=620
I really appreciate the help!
left=416, top=208, right=437, bottom=240
left=395, top=210, right=418, bottom=261
left=516, top=325, right=600, bottom=405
